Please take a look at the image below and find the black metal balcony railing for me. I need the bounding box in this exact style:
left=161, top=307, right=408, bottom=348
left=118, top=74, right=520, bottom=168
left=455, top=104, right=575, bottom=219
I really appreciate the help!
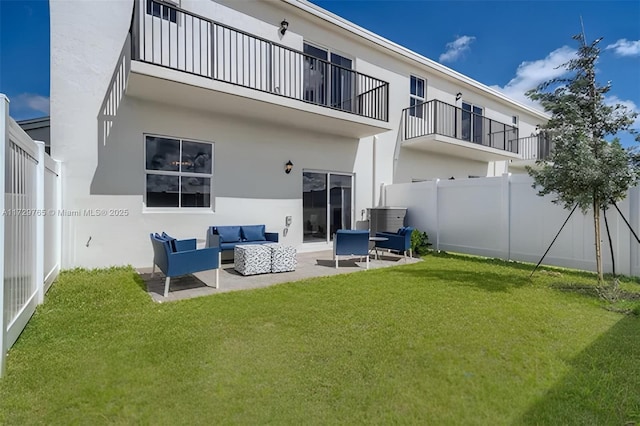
left=402, top=99, right=519, bottom=154
left=516, top=134, right=553, bottom=161
left=130, top=0, right=389, bottom=122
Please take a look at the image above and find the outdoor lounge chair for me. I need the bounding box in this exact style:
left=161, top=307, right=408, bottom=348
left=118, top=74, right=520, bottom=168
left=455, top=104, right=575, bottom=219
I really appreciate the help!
left=150, top=233, right=221, bottom=297
left=374, top=226, right=414, bottom=260
left=333, top=229, right=370, bottom=269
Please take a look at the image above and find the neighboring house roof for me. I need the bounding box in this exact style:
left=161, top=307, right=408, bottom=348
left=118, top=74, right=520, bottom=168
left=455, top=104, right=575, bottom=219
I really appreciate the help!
left=283, top=0, right=550, bottom=121
left=17, top=116, right=50, bottom=131
left=17, top=116, right=51, bottom=149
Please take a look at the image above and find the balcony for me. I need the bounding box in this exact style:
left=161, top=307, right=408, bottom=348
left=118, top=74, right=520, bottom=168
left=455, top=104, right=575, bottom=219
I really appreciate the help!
left=509, top=133, right=553, bottom=171
left=515, top=134, right=553, bottom=161
left=126, top=0, right=391, bottom=138
left=401, top=100, right=521, bottom=161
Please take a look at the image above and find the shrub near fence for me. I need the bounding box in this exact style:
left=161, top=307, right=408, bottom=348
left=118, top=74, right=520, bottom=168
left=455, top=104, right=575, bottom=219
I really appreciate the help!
left=384, top=173, right=640, bottom=276
left=0, top=95, right=62, bottom=377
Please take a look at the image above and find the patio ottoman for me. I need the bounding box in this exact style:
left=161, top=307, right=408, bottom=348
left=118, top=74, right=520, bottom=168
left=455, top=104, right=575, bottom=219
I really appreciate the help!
left=264, top=243, right=297, bottom=273
left=234, top=244, right=272, bottom=276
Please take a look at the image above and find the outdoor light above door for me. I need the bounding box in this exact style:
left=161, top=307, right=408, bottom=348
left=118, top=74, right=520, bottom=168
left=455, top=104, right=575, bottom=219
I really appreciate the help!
left=285, top=160, right=293, bottom=174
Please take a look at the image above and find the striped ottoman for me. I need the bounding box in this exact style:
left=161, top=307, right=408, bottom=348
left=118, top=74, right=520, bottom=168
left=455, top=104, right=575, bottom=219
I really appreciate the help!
left=234, top=244, right=272, bottom=276
left=264, top=243, right=297, bottom=273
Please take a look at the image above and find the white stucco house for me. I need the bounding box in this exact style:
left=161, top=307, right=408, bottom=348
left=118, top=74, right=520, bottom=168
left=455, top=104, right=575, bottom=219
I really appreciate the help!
left=49, top=0, right=550, bottom=268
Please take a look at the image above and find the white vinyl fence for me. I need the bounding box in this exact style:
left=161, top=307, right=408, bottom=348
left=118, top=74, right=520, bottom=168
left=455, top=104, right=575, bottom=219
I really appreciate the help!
left=1, top=95, right=62, bottom=377
left=384, top=173, right=640, bottom=277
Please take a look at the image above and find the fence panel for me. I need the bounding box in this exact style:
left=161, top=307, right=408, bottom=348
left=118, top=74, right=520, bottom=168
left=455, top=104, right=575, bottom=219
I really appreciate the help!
left=383, top=173, right=640, bottom=276
left=3, top=102, right=39, bottom=363
left=1, top=95, right=62, bottom=377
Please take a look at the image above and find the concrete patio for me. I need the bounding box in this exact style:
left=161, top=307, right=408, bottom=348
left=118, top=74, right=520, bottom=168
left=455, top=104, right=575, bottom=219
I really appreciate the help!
left=138, top=249, right=421, bottom=302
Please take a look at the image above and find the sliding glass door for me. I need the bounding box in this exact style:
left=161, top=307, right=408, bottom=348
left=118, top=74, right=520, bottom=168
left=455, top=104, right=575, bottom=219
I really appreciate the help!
left=303, top=171, right=353, bottom=243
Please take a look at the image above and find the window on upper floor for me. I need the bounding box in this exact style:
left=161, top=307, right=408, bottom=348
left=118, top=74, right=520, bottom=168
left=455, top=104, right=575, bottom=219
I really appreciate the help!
left=303, top=42, right=353, bottom=111
left=145, top=135, right=213, bottom=209
left=146, top=0, right=178, bottom=24
left=409, top=76, right=426, bottom=118
left=512, top=115, right=518, bottom=126
left=461, top=101, right=484, bottom=144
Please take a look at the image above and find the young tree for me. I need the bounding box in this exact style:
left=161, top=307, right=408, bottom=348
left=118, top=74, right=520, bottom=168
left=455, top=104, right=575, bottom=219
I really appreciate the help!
left=526, top=32, right=639, bottom=283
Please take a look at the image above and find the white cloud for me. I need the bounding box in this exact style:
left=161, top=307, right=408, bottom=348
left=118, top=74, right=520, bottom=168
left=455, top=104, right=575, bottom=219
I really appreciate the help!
left=490, top=46, right=576, bottom=110
left=439, top=35, right=476, bottom=63
left=10, top=93, right=50, bottom=118
left=605, top=39, right=640, bottom=57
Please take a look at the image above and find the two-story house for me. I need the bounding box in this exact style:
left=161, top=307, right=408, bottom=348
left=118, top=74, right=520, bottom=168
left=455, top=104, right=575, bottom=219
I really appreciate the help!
left=50, top=0, right=550, bottom=268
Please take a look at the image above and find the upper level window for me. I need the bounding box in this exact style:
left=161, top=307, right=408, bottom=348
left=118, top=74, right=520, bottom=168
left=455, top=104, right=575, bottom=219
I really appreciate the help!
left=409, top=76, right=425, bottom=118
left=145, top=135, right=213, bottom=208
left=461, top=102, right=484, bottom=144
left=146, top=0, right=177, bottom=23
left=512, top=115, right=518, bottom=126
left=303, top=42, right=353, bottom=110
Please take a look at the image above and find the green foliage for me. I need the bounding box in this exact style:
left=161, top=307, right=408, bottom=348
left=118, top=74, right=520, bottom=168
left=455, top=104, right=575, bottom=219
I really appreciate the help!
left=525, top=34, right=639, bottom=213
left=525, top=32, right=640, bottom=282
left=410, top=229, right=431, bottom=255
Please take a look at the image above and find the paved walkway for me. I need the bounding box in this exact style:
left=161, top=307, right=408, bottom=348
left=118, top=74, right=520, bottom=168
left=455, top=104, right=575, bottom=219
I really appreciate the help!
left=138, top=250, right=421, bottom=302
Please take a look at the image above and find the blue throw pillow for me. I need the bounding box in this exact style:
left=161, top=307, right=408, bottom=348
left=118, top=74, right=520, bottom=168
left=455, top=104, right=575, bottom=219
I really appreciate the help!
left=161, top=232, right=178, bottom=252
left=241, top=225, right=266, bottom=241
left=216, top=226, right=242, bottom=243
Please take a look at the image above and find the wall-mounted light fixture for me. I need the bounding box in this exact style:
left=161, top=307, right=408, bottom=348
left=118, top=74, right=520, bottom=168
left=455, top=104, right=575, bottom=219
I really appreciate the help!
left=280, top=19, right=289, bottom=35
left=455, top=92, right=462, bottom=101
left=285, top=160, right=293, bottom=174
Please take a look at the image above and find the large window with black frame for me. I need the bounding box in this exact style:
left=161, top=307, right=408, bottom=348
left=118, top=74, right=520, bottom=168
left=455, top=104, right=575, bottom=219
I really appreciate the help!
left=145, top=135, right=213, bottom=208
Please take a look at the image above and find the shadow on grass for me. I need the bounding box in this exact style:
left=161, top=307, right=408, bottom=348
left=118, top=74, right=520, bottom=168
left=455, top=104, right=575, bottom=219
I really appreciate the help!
left=432, top=251, right=600, bottom=280
left=392, top=267, right=531, bottom=293
left=521, top=315, right=640, bottom=425
left=132, top=272, right=148, bottom=292
left=137, top=272, right=209, bottom=296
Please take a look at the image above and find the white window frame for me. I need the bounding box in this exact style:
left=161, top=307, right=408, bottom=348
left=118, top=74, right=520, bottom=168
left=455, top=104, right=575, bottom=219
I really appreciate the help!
left=409, top=75, right=426, bottom=118
left=143, top=133, right=214, bottom=212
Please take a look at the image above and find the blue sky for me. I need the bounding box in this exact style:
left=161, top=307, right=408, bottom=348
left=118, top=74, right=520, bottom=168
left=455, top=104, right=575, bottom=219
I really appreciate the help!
left=1, top=0, right=639, bottom=144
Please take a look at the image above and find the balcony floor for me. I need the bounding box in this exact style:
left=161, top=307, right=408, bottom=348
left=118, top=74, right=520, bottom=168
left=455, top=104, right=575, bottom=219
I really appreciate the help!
left=126, top=61, right=392, bottom=139
left=402, top=134, right=521, bottom=162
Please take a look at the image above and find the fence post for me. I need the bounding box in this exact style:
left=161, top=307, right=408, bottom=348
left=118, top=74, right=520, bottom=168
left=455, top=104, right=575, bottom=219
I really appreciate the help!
left=433, top=179, right=440, bottom=251
left=56, top=160, right=63, bottom=271
left=630, top=186, right=639, bottom=277
left=0, top=94, right=9, bottom=377
left=35, top=141, right=45, bottom=304
left=500, top=173, right=511, bottom=261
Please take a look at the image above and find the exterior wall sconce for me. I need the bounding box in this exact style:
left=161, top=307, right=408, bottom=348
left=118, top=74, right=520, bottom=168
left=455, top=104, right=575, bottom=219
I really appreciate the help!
left=280, top=19, right=289, bottom=35
left=285, top=160, right=293, bottom=174
left=455, top=92, right=462, bottom=101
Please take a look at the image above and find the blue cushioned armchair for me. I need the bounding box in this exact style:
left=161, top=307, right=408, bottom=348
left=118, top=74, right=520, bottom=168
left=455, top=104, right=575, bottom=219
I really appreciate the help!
left=150, top=233, right=221, bottom=297
left=375, top=226, right=414, bottom=260
left=333, top=229, right=370, bottom=269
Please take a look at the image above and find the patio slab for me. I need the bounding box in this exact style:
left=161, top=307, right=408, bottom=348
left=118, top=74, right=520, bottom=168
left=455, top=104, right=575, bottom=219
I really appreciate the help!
left=138, top=249, right=421, bottom=302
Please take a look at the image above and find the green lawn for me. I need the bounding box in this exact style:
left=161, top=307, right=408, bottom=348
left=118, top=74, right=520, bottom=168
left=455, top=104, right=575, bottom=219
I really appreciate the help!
left=1, top=255, right=639, bottom=424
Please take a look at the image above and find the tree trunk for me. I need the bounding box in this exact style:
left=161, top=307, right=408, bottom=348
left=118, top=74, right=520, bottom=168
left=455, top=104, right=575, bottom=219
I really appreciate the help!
left=593, top=199, right=604, bottom=282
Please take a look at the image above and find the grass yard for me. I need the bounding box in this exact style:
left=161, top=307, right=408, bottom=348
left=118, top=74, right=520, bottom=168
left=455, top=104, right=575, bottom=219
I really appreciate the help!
left=1, top=254, right=639, bottom=424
